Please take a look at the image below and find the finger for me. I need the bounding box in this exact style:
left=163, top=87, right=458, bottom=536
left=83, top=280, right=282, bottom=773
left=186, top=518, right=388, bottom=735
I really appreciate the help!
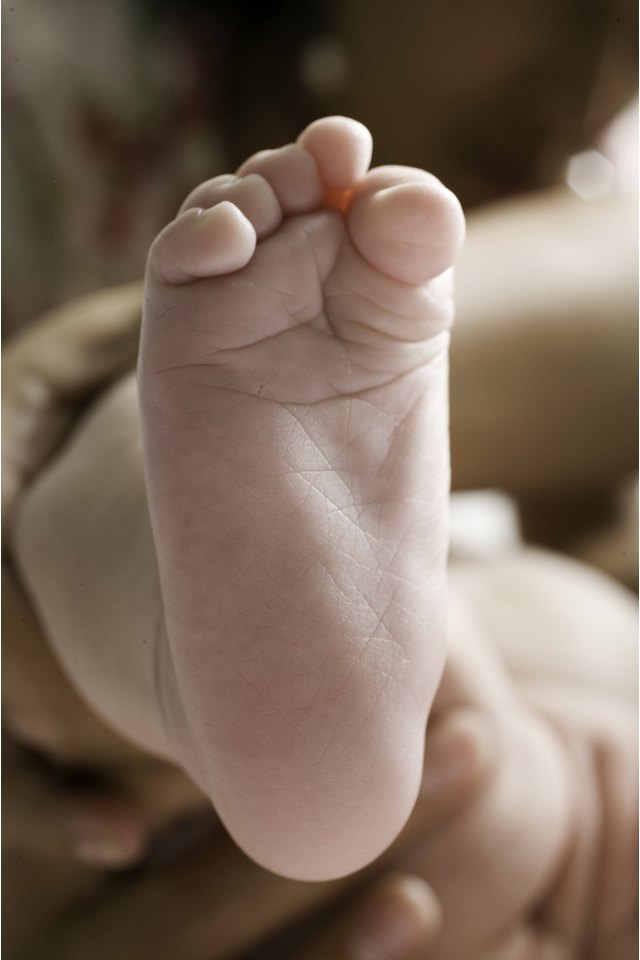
left=3, top=734, right=146, bottom=867
left=29, top=830, right=356, bottom=960
left=281, top=709, right=495, bottom=960
left=524, top=683, right=636, bottom=958
left=473, top=926, right=540, bottom=960
left=417, top=707, right=497, bottom=819
left=399, top=711, right=573, bottom=958
left=292, top=874, right=441, bottom=960
left=367, top=708, right=497, bottom=884
left=2, top=565, right=187, bottom=869
left=270, top=713, right=494, bottom=960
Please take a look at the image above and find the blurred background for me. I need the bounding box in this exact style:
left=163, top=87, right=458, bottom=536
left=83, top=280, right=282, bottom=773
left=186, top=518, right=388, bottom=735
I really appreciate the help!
left=3, top=0, right=637, bottom=332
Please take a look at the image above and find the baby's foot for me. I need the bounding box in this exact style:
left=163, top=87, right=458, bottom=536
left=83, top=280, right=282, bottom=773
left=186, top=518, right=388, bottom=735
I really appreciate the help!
left=139, top=117, right=465, bottom=880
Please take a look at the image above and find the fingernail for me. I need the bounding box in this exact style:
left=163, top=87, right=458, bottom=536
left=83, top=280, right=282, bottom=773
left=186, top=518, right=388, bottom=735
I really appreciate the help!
left=349, top=880, right=434, bottom=960
left=72, top=836, right=136, bottom=867
left=68, top=817, right=143, bottom=868
left=422, top=711, right=494, bottom=800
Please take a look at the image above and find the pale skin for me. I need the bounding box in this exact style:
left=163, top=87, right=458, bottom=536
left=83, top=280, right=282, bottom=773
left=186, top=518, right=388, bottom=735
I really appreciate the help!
left=16, top=116, right=467, bottom=881
left=5, top=553, right=637, bottom=959
left=5, top=152, right=636, bottom=582
left=6, top=116, right=640, bottom=956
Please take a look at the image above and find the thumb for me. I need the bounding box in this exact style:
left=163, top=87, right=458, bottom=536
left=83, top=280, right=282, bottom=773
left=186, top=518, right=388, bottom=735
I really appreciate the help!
left=293, top=874, right=441, bottom=960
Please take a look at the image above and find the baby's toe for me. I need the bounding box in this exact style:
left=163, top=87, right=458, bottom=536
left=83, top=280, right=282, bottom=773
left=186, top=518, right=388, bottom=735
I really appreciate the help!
left=236, top=143, right=323, bottom=214
left=147, top=201, right=256, bottom=285
left=178, top=173, right=282, bottom=240
left=347, top=166, right=465, bottom=285
left=298, top=116, right=373, bottom=200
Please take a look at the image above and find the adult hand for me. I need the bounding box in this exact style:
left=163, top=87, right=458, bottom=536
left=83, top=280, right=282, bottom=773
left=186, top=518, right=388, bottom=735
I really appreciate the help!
left=18, top=617, right=573, bottom=960
left=2, top=285, right=187, bottom=873
left=6, top=673, right=496, bottom=960
left=290, top=672, right=636, bottom=960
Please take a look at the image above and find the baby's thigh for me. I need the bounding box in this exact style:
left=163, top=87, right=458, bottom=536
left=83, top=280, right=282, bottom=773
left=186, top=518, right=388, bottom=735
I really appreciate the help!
left=14, top=373, right=161, bottom=697
left=449, top=546, right=638, bottom=701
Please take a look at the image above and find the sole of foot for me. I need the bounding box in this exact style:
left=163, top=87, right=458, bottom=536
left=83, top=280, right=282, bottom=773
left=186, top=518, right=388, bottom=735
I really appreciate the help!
left=140, top=116, right=465, bottom=880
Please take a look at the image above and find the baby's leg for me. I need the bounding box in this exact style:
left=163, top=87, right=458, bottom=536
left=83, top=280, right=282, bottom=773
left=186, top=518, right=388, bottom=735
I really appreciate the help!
left=15, top=116, right=464, bottom=880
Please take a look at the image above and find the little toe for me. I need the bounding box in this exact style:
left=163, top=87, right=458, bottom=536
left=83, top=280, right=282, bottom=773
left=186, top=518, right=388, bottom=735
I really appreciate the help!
left=236, top=143, right=323, bottom=215
left=347, top=166, right=465, bottom=285
left=148, top=202, right=256, bottom=285
left=298, top=116, right=373, bottom=201
left=178, top=174, right=282, bottom=240
left=179, top=174, right=236, bottom=213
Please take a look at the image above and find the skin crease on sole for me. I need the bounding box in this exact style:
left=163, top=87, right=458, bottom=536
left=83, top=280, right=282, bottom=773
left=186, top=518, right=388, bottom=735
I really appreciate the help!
left=16, top=117, right=465, bottom=882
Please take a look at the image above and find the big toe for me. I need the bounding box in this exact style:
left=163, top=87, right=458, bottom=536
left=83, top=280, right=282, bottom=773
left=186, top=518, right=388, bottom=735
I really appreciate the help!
left=298, top=115, right=373, bottom=191
left=347, top=166, right=465, bottom=285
